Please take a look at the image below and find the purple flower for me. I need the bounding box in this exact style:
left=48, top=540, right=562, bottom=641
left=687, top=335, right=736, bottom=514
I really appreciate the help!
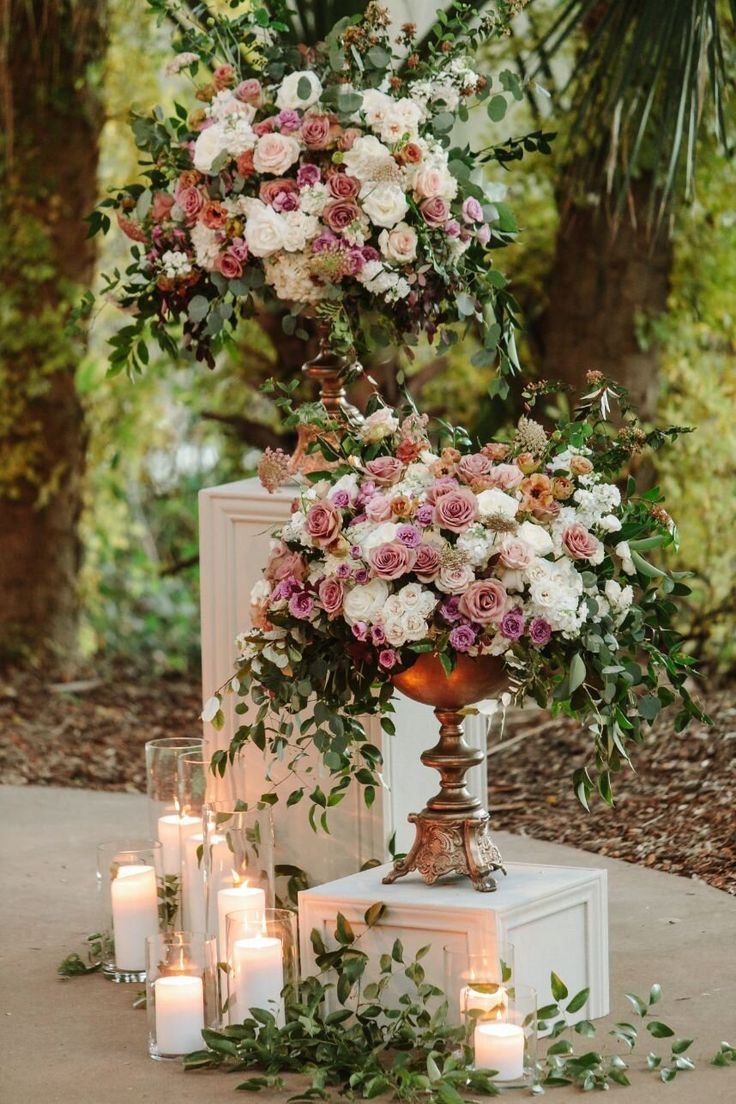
left=343, top=248, right=366, bottom=275
left=336, top=562, right=352, bottom=579
left=297, top=163, right=321, bottom=186
left=415, top=504, right=434, bottom=527
left=357, top=480, right=377, bottom=505
left=462, top=196, right=483, bottom=223
left=330, top=489, right=350, bottom=508
left=529, top=617, right=552, bottom=646
left=445, top=219, right=461, bottom=238
left=378, top=648, right=399, bottom=669
left=501, top=608, right=525, bottom=640
left=361, top=245, right=380, bottom=262
left=351, top=621, right=368, bottom=641
left=439, top=597, right=463, bottom=623
left=312, top=230, right=339, bottom=253
left=288, top=591, right=314, bottom=619
left=273, top=190, right=300, bottom=213
left=229, top=236, right=248, bottom=261
left=396, top=524, right=421, bottom=548
left=449, top=624, right=477, bottom=652
left=276, top=109, right=301, bottom=133
left=350, top=544, right=363, bottom=559
left=354, top=568, right=369, bottom=585
left=371, top=625, right=386, bottom=645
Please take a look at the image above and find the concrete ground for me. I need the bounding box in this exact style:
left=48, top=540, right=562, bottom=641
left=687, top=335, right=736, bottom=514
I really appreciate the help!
left=1, top=785, right=734, bottom=1104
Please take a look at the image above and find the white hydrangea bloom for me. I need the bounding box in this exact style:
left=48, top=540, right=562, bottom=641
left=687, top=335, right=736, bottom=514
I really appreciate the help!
left=160, top=250, right=191, bottom=278
left=476, top=487, right=519, bottom=522
left=573, top=483, right=622, bottom=528
left=456, top=523, right=494, bottom=567
left=190, top=222, right=219, bottom=269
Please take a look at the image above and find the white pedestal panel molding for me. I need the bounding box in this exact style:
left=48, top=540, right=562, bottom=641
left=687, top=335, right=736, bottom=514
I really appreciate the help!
left=299, top=862, right=610, bottom=1020
left=199, top=478, right=491, bottom=884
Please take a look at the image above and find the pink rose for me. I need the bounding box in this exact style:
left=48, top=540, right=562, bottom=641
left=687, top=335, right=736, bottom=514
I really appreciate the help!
left=457, top=454, right=492, bottom=484
left=459, top=579, right=509, bottom=624
left=462, top=197, right=483, bottom=223
left=328, top=172, right=361, bottom=199
left=175, top=185, right=204, bottom=222
left=365, top=457, right=404, bottom=486
left=152, top=192, right=175, bottom=221
left=420, top=196, right=449, bottom=227
left=337, top=127, right=361, bottom=151
left=217, top=250, right=243, bottom=279
left=497, top=537, right=534, bottom=571
left=306, top=502, right=342, bottom=546
left=425, top=477, right=459, bottom=505
left=365, top=493, right=393, bottom=522
left=369, top=541, right=416, bottom=581
left=301, top=113, right=332, bottom=149
left=297, top=163, right=321, bottom=187
left=414, top=543, right=441, bottom=582
left=562, top=523, right=602, bottom=561
left=265, top=542, right=306, bottom=583
left=213, top=64, right=235, bottom=89
left=260, top=178, right=299, bottom=206
left=235, top=78, right=262, bottom=104
left=318, top=576, right=344, bottom=616
left=487, top=464, right=524, bottom=492
left=253, top=132, right=301, bottom=175
left=433, top=488, right=478, bottom=533
left=323, top=199, right=361, bottom=233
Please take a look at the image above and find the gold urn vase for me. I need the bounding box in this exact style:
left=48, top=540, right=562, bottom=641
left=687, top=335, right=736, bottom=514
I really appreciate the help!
left=383, top=652, right=508, bottom=893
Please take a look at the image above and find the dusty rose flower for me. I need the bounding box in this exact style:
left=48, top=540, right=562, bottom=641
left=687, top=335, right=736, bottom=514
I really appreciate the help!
left=337, top=127, right=361, bottom=151
left=529, top=617, right=552, bottom=646
left=396, top=438, right=423, bottom=463
left=328, top=172, right=361, bottom=199
left=462, top=196, right=483, bottom=223
left=500, top=608, right=525, bottom=640
left=213, top=64, right=235, bottom=89
left=420, top=196, right=450, bottom=226
left=253, top=119, right=276, bottom=137
left=305, top=501, right=342, bottom=546
left=449, top=624, right=477, bottom=652
left=365, top=456, right=404, bottom=485
left=297, top=163, right=321, bottom=186
left=365, top=493, right=393, bottom=522
left=457, top=454, right=492, bottom=484
left=201, top=201, right=227, bottom=229
left=369, top=541, right=416, bottom=581
left=218, top=250, right=243, bottom=279
left=415, top=504, right=434, bottom=528
left=396, top=524, right=421, bottom=548
left=436, top=562, right=475, bottom=594
left=414, top=545, right=443, bottom=582
left=487, top=463, right=524, bottom=492
left=266, top=542, right=306, bottom=583
left=434, top=488, right=478, bottom=533
left=301, top=113, right=332, bottom=149
left=378, top=648, right=399, bottom=669
left=533, top=500, right=560, bottom=522
left=498, top=537, right=534, bottom=570
left=552, top=477, right=574, bottom=500
left=459, top=579, right=508, bottom=624
left=176, top=184, right=204, bottom=222
left=276, top=109, right=301, bottom=134
left=235, top=78, right=262, bottom=104
left=323, top=198, right=361, bottom=232
left=152, top=192, right=174, bottom=221
left=318, top=576, right=344, bottom=616
left=562, top=523, right=602, bottom=562
left=260, top=178, right=299, bottom=205
left=425, top=477, right=460, bottom=505
left=287, top=590, right=313, bottom=618
left=570, top=455, right=594, bottom=476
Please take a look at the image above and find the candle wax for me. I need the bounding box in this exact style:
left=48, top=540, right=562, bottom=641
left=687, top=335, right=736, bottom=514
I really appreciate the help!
left=157, top=813, right=201, bottom=877
left=111, top=864, right=159, bottom=973
left=232, top=934, right=284, bottom=1026
left=217, top=884, right=265, bottom=961
left=474, top=1021, right=525, bottom=1081
left=154, top=974, right=205, bottom=1055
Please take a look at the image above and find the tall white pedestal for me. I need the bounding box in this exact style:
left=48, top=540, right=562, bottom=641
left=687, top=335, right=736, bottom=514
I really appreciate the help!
left=299, top=862, right=609, bottom=1020
left=199, top=478, right=492, bottom=885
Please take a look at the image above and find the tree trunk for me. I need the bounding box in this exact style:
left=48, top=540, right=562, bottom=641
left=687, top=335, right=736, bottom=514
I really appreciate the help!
left=539, top=182, right=672, bottom=419
left=0, top=2, right=106, bottom=663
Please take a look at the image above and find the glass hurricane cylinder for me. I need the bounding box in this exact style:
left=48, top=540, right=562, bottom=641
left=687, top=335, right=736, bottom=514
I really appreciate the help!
left=202, top=802, right=275, bottom=962
left=146, top=737, right=204, bottom=927
left=471, top=983, right=537, bottom=1089
left=224, top=908, right=298, bottom=1027
left=443, top=941, right=515, bottom=1028
left=145, top=931, right=218, bottom=1060
left=97, top=839, right=163, bottom=982
left=176, top=751, right=231, bottom=936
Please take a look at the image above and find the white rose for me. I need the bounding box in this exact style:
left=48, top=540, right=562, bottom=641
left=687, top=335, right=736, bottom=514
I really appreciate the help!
left=361, top=88, right=393, bottom=131
left=360, top=183, right=409, bottom=228
left=397, top=582, right=435, bottom=616
left=193, top=123, right=226, bottom=174
left=378, top=99, right=424, bottom=144
left=598, top=514, right=622, bottom=533
left=378, top=222, right=418, bottom=263
left=517, top=520, right=554, bottom=557
left=253, top=132, right=301, bottom=176
left=401, top=610, right=429, bottom=642
left=412, top=164, right=457, bottom=201
left=476, top=488, right=519, bottom=522
left=276, top=70, right=322, bottom=111
left=383, top=616, right=408, bottom=647
left=280, top=210, right=320, bottom=252
left=615, top=541, right=636, bottom=575
left=361, top=522, right=398, bottom=552
left=343, top=577, right=390, bottom=624
left=360, top=407, right=399, bottom=443
left=244, top=205, right=286, bottom=257
left=342, top=135, right=395, bottom=182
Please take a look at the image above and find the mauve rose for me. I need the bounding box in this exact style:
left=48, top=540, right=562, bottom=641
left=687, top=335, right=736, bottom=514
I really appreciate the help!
left=176, top=185, right=204, bottom=222
left=369, top=541, right=416, bottom=581
left=336, top=562, right=351, bottom=579
left=318, top=576, right=344, bottom=616
left=253, top=119, right=275, bottom=137
left=301, top=113, right=332, bottom=149
left=500, top=608, right=525, bottom=640
left=288, top=591, right=314, bottom=619
left=266, top=542, right=306, bottom=583
left=362, top=245, right=380, bottom=262
left=273, top=190, right=299, bottom=212
left=425, top=477, right=459, bottom=505
left=365, top=493, right=392, bottom=522
left=414, top=543, right=441, bottom=581
left=462, top=196, right=483, bottom=223
left=420, top=196, right=450, bottom=227
left=328, top=172, right=361, bottom=199
left=337, top=127, right=361, bottom=151
left=434, top=488, right=478, bottom=533
left=297, top=163, right=321, bottom=186
left=440, top=596, right=462, bottom=622
left=371, top=624, right=386, bottom=644
left=415, top=504, right=434, bottom=528
left=459, top=579, right=508, bottom=624
left=276, top=109, right=301, bottom=134
left=152, top=192, right=174, bottom=221
left=365, top=457, right=404, bottom=486
left=305, top=502, right=342, bottom=546
left=497, top=537, right=534, bottom=571
left=378, top=648, right=399, bottom=669
left=476, top=223, right=491, bottom=246
left=562, top=523, right=601, bottom=561
left=458, top=454, right=492, bottom=484
left=351, top=621, right=368, bottom=641
left=445, top=219, right=461, bottom=238
left=343, top=248, right=365, bottom=275
left=218, top=250, right=243, bottom=279
left=487, top=463, right=524, bottom=492
left=330, top=489, right=350, bottom=508
left=323, top=199, right=361, bottom=233
left=437, top=562, right=475, bottom=595
left=529, top=617, right=551, bottom=646
left=534, top=500, right=561, bottom=522
left=260, top=178, right=299, bottom=205
left=450, top=624, right=477, bottom=652
left=235, top=78, right=262, bottom=104
left=396, top=524, right=421, bottom=548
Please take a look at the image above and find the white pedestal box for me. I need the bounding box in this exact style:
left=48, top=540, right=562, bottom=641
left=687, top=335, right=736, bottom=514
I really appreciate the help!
left=298, top=862, right=609, bottom=1020
left=199, top=477, right=491, bottom=885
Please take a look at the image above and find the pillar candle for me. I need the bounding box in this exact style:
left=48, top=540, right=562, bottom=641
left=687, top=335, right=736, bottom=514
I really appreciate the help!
left=217, top=884, right=265, bottom=961
left=154, top=974, right=205, bottom=1055
left=474, top=1021, right=525, bottom=1081
left=157, top=813, right=201, bottom=877
left=232, top=934, right=284, bottom=1026
left=181, top=830, right=227, bottom=934
left=111, top=864, right=159, bottom=972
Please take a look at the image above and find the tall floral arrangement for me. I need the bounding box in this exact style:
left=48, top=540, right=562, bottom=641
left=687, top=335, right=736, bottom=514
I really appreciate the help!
left=88, top=0, right=549, bottom=379
left=205, top=377, right=707, bottom=823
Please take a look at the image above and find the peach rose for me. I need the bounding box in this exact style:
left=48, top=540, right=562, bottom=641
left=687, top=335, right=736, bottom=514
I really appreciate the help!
left=369, top=541, right=416, bottom=580
left=570, top=455, right=594, bottom=476
left=305, top=502, right=342, bottom=546
left=562, top=523, right=602, bottom=562
left=252, top=132, right=301, bottom=176
left=365, top=493, right=393, bottom=522
left=365, top=457, right=404, bottom=485
left=459, top=579, right=508, bottom=624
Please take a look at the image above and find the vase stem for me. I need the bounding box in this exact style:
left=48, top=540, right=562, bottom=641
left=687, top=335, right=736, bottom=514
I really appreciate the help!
left=422, top=709, right=484, bottom=817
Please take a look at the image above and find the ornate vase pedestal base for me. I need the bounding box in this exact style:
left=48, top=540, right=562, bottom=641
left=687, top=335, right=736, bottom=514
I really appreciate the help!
left=383, top=810, right=506, bottom=893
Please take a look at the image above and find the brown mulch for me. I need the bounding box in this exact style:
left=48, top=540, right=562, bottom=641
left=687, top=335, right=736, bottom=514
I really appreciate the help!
left=0, top=663, right=733, bottom=894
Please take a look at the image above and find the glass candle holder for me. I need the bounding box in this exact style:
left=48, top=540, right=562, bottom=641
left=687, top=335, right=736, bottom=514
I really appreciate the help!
left=443, top=941, right=515, bottom=1028
left=224, top=908, right=298, bottom=1026
left=145, top=931, right=218, bottom=1060
left=97, top=840, right=163, bottom=982
left=146, top=737, right=204, bottom=922
left=472, top=983, right=537, bottom=1089
left=202, top=802, right=275, bottom=962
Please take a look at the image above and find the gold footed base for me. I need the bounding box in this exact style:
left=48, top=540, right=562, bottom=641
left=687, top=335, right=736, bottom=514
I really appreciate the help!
left=382, top=810, right=506, bottom=893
